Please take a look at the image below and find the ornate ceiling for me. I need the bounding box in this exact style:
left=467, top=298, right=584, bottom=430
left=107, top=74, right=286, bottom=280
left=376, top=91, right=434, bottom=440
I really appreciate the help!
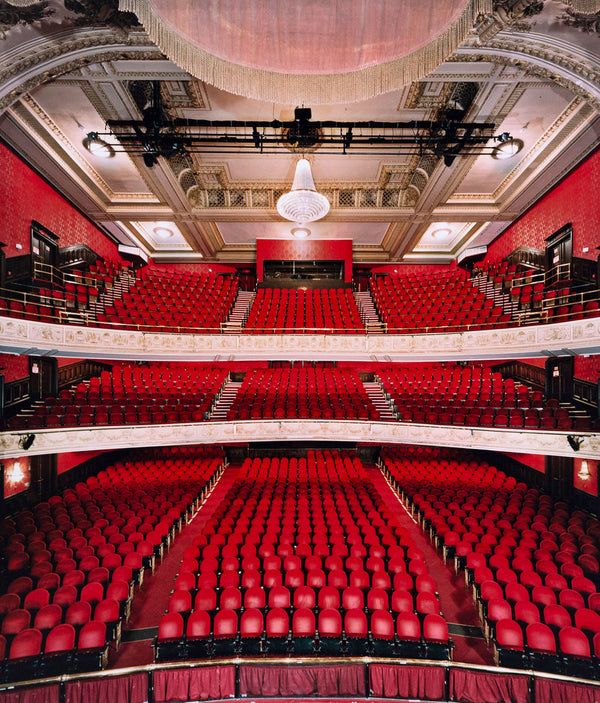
left=0, top=0, right=599, bottom=265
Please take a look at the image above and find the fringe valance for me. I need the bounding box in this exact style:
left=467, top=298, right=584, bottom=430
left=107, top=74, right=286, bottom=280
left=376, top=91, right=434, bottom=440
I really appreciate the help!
left=118, top=0, right=492, bottom=104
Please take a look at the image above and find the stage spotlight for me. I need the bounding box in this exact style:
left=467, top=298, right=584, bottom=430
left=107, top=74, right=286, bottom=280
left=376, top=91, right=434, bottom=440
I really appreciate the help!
left=19, top=434, right=35, bottom=450
left=567, top=435, right=582, bottom=452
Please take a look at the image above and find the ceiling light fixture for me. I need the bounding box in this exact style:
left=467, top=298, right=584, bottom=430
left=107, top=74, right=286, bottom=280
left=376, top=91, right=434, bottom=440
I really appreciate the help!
left=492, top=138, right=523, bottom=160
left=277, top=159, right=330, bottom=226
left=83, top=132, right=115, bottom=159
left=291, top=227, right=311, bottom=239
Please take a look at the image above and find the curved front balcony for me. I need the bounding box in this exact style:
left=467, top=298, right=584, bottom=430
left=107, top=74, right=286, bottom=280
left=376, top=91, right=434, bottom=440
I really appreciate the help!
left=1, top=419, right=598, bottom=460
left=0, top=657, right=599, bottom=703
left=1, top=314, right=600, bottom=362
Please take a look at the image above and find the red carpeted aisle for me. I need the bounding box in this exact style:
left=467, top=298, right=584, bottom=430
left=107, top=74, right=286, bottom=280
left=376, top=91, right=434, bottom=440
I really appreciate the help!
left=365, top=466, right=495, bottom=665
left=109, top=464, right=240, bottom=668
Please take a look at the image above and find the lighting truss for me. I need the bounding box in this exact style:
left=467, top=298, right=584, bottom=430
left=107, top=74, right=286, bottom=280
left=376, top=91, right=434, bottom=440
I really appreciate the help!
left=91, top=106, right=511, bottom=166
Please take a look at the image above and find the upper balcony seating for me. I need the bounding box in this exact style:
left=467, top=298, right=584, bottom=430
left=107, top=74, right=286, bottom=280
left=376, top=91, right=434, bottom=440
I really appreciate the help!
left=473, top=257, right=600, bottom=324
left=381, top=446, right=600, bottom=679
left=96, top=270, right=238, bottom=333
left=0, top=260, right=127, bottom=325
left=244, top=288, right=365, bottom=334
left=0, top=447, right=224, bottom=682
left=377, top=364, right=573, bottom=429
left=10, top=363, right=229, bottom=430
left=225, top=368, right=379, bottom=421
left=155, top=450, right=452, bottom=661
left=370, top=270, right=512, bottom=333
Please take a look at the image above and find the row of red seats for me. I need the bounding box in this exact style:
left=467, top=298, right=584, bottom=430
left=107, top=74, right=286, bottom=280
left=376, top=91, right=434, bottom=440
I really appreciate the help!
left=226, top=368, right=379, bottom=421
left=96, top=271, right=238, bottom=332
left=371, top=270, right=504, bottom=333
left=0, top=447, right=225, bottom=682
left=381, top=446, right=600, bottom=678
left=377, top=364, right=571, bottom=428
left=156, top=451, right=451, bottom=660
left=244, top=288, right=365, bottom=333
left=6, top=363, right=229, bottom=430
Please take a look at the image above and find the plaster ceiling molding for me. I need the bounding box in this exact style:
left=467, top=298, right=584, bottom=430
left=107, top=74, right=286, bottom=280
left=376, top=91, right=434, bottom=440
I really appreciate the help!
left=413, top=222, right=476, bottom=252
left=118, top=0, right=492, bottom=103
left=565, top=0, right=600, bottom=12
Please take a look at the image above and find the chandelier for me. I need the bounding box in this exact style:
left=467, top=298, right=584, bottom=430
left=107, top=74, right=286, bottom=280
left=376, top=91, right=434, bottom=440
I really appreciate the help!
left=276, top=159, right=330, bottom=226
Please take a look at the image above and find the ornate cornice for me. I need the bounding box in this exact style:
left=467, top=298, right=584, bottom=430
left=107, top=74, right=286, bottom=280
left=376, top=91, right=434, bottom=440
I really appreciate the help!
left=456, top=31, right=600, bottom=111
left=1, top=419, right=598, bottom=461
left=0, top=28, right=161, bottom=113
left=1, top=315, right=599, bottom=362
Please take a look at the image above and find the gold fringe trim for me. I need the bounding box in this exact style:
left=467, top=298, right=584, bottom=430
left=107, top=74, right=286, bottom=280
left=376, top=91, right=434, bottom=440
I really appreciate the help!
left=119, top=0, right=492, bottom=104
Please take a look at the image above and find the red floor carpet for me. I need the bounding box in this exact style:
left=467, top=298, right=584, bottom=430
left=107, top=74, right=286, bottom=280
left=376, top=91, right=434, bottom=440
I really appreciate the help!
left=109, top=464, right=240, bottom=668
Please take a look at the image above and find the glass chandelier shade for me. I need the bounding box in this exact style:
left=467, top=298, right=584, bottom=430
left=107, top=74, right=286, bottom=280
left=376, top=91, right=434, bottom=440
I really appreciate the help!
left=277, top=159, right=330, bottom=226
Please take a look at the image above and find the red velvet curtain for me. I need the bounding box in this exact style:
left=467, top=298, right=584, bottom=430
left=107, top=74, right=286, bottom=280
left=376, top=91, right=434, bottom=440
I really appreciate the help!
left=239, top=664, right=365, bottom=697
left=450, top=668, right=530, bottom=703
left=369, top=664, right=445, bottom=699
left=0, top=686, right=60, bottom=703
left=536, top=679, right=599, bottom=703
left=153, top=666, right=235, bottom=702
left=65, top=674, right=147, bottom=703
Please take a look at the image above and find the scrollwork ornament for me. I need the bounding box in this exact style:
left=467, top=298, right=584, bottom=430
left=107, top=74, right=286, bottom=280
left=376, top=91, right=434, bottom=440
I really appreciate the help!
left=0, top=0, right=53, bottom=39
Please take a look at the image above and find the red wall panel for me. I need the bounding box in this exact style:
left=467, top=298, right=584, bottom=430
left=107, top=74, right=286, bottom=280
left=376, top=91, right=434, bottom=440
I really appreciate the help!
left=4, top=456, right=30, bottom=497
left=0, top=354, right=29, bottom=383
left=367, top=263, right=455, bottom=276
left=487, top=149, right=600, bottom=262
left=56, top=450, right=107, bottom=476
left=256, top=239, right=353, bottom=282
left=574, top=354, right=600, bottom=383
left=503, top=452, right=546, bottom=473
left=0, top=143, right=122, bottom=262
left=148, top=262, right=237, bottom=275
left=574, top=458, right=598, bottom=496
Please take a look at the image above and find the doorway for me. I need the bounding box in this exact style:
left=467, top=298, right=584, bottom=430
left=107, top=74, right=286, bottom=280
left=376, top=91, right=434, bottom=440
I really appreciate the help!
left=545, top=223, right=572, bottom=286
left=545, top=356, right=574, bottom=404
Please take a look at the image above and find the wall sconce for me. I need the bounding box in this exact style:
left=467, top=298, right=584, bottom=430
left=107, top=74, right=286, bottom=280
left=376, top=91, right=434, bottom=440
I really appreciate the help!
left=578, top=460, right=590, bottom=479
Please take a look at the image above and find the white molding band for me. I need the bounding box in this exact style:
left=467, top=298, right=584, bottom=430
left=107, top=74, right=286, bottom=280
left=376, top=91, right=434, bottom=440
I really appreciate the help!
left=1, top=420, right=598, bottom=461
left=1, top=315, right=599, bottom=362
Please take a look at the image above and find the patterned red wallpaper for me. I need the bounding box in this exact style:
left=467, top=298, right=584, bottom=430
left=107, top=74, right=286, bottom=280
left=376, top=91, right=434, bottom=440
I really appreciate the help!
left=574, top=355, right=600, bottom=383
left=256, top=239, right=353, bottom=282
left=487, top=149, right=600, bottom=262
left=148, top=262, right=237, bottom=274
left=0, top=144, right=122, bottom=263
left=367, top=263, right=455, bottom=276
left=0, top=354, right=29, bottom=383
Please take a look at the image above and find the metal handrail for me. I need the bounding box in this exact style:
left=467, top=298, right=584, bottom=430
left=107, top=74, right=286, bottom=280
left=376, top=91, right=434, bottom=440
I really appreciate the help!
left=33, top=261, right=117, bottom=289
left=508, top=262, right=571, bottom=289
left=1, top=286, right=599, bottom=335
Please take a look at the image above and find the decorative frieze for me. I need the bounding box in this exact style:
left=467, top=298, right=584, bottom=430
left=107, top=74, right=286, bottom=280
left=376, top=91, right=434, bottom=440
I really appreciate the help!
left=1, top=419, right=598, bottom=461
left=0, top=315, right=599, bottom=362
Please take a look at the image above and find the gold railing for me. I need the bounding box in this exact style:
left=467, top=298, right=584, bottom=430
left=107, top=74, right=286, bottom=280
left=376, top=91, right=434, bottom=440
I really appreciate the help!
left=1, top=285, right=599, bottom=335
left=508, top=262, right=571, bottom=290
